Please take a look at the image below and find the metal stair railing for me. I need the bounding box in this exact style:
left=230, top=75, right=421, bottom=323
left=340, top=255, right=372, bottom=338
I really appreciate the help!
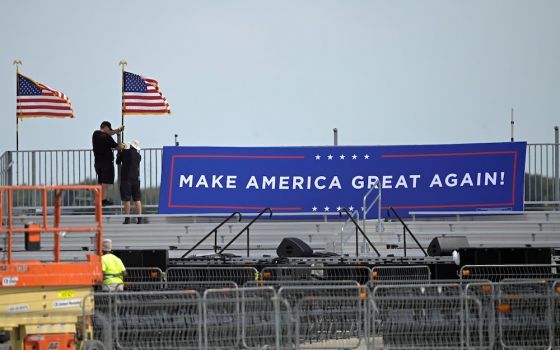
left=339, top=207, right=380, bottom=257
left=388, top=206, right=427, bottom=257
left=181, top=211, right=242, bottom=258
left=218, top=208, right=273, bottom=257
left=337, top=208, right=360, bottom=254
left=362, top=178, right=383, bottom=234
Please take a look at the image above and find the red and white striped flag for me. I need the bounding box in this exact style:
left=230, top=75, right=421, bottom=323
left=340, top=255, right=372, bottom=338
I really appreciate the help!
left=122, top=71, right=171, bottom=115
left=17, top=73, right=74, bottom=118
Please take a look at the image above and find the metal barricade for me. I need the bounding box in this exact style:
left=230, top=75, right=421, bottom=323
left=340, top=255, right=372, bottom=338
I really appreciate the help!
left=370, top=283, right=471, bottom=349
left=120, top=267, right=164, bottom=291
left=460, top=264, right=560, bottom=282
left=167, top=266, right=259, bottom=286
left=203, top=287, right=277, bottom=349
left=261, top=265, right=372, bottom=284
left=244, top=279, right=359, bottom=289
left=90, top=291, right=202, bottom=350
left=371, top=282, right=463, bottom=299
left=370, top=293, right=482, bottom=349
left=294, top=294, right=369, bottom=349
left=278, top=285, right=368, bottom=349
left=125, top=267, right=163, bottom=282
left=82, top=340, right=106, bottom=350
left=123, top=280, right=238, bottom=293
left=79, top=280, right=560, bottom=349
left=553, top=281, right=560, bottom=348
left=164, top=280, right=238, bottom=293
left=278, top=285, right=367, bottom=310
left=83, top=293, right=112, bottom=350
left=370, top=265, right=431, bottom=284
left=464, top=282, right=496, bottom=349
left=495, top=280, right=554, bottom=349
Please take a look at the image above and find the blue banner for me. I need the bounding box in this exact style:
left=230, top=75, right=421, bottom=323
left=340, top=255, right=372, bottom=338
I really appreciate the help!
left=158, top=142, right=526, bottom=217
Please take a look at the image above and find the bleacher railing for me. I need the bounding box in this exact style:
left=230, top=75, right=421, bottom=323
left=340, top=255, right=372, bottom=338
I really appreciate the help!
left=0, top=148, right=162, bottom=208
left=1, top=142, right=559, bottom=208
left=526, top=142, right=560, bottom=207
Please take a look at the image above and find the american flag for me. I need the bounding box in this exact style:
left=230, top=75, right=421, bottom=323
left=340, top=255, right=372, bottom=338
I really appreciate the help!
left=17, top=74, right=74, bottom=118
left=122, top=71, right=171, bottom=115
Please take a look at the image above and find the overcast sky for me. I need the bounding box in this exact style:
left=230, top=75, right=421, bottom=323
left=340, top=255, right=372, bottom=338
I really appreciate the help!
left=1, top=0, right=559, bottom=152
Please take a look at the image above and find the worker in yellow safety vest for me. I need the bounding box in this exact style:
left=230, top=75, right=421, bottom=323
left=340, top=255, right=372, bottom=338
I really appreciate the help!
left=101, top=238, right=127, bottom=291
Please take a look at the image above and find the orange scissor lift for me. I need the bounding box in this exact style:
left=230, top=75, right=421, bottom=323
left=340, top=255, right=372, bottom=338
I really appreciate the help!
left=0, top=186, right=104, bottom=350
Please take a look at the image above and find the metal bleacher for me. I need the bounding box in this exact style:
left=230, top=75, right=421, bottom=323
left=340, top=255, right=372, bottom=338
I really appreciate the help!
left=4, top=212, right=347, bottom=261
left=4, top=209, right=560, bottom=262
left=377, top=210, right=560, bottom=257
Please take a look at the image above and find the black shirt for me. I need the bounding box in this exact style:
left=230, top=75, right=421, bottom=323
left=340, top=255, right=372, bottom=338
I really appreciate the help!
left=92, top=130, right=118, bottom=163
left=116, top=148, right=142, bottom=181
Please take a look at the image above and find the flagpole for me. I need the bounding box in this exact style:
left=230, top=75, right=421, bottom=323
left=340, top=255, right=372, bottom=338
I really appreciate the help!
left=119, top=60, right=127, bottom=143
left=13, top=59, right=22, bottom=151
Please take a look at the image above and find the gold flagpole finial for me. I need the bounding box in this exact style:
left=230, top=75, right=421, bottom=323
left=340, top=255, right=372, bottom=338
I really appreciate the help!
left=13, top=59, right=22, bottom=73
left=119, top=60, right=127, bottom=68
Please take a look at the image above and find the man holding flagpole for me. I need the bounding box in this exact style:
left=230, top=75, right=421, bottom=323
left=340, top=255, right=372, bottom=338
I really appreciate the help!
left=116, top=139, right=144, bottom=224
left=92, top=121, right=124, bottom=206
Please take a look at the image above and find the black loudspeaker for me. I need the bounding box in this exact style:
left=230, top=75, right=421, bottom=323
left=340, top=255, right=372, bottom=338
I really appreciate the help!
left=277, top=238, right=313, bottom=257
left=428, top=236, right=469, bottom=256
left=113, top=249, right=169, bottom=271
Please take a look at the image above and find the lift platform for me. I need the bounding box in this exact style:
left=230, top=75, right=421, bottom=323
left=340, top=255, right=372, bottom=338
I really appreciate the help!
left=0, top=186, right=103, bottom=350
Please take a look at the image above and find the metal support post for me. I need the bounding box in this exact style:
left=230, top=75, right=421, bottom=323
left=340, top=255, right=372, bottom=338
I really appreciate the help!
left=510, top=108, right=514, bottom=142
left=31, top=151, right=36, bottom=186
left=7, top=151, right=13, bottom=186
left=403, top=227, right=407, bottom=257
left=333, top=128, right=338, bottom=146
left=555, top=126, right=559, bottom=202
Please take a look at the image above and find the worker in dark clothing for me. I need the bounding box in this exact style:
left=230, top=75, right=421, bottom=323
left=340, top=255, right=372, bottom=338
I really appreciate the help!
left=116, top=139, right=144, bottom=224
left=92, top=121, right=124, bottom=206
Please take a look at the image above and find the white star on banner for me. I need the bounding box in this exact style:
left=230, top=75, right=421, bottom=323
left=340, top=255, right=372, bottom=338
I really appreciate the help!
left=349, top=206, right=355, bottom=211
left=327, top=154, right=333, bottom=160
left=339, top=154, right=345, bottom=160
left=336, top=206, right=342, bottom=211
left=324, top=206, right=330, bottom=211
left=315, top=155, right=321, bottom=160
left=312, top=206, right=317, bottom=211
left=352, top=154, right=357, bottom=160
left=364, top=154, right=370, bottom=160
